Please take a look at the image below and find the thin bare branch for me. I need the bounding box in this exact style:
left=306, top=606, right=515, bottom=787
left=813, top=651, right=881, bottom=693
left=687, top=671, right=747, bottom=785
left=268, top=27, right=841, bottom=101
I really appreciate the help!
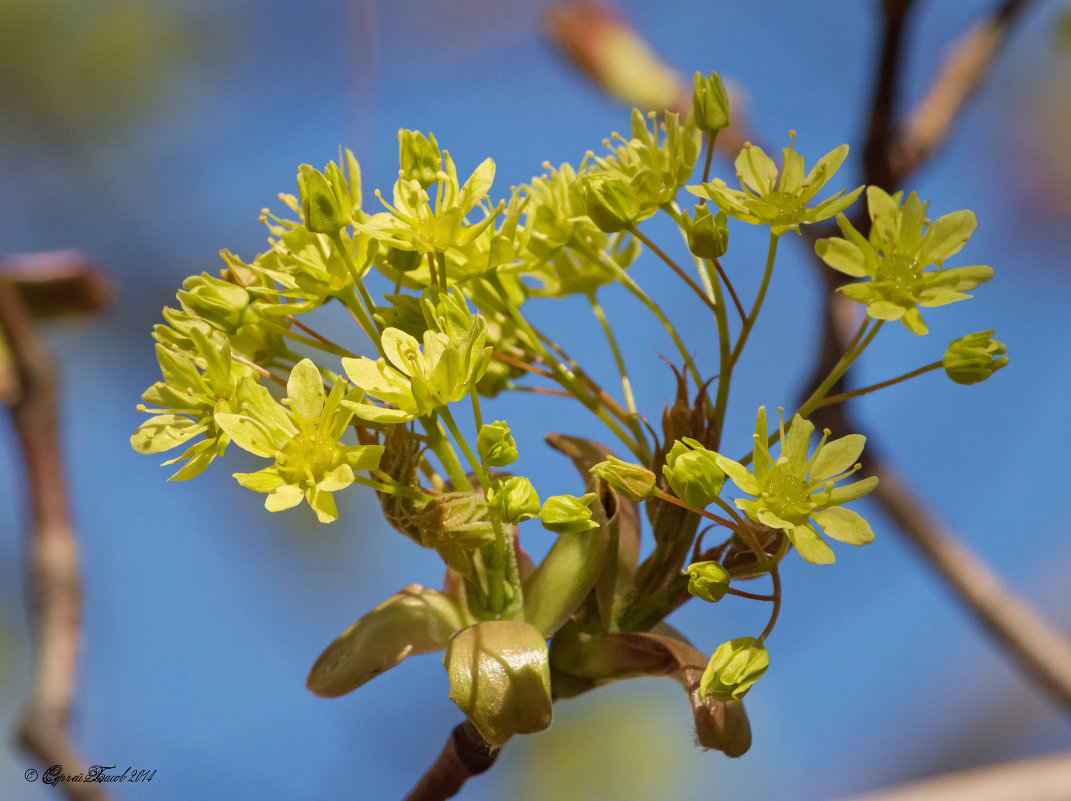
left=890, top=0, right=1038, bottom=182
left=0, top=269, right=110, bottom=801
left=831, top=749, right=1071, bottom=801
left=868, top=459, right=1071, bottom=712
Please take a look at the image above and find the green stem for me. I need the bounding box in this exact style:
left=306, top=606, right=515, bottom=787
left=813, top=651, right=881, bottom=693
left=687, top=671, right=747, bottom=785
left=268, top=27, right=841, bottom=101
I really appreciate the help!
left=496, top=293, right=645, bottom=459
left=258, top=318, right=356, bottom=358
left=351, top=473, right=431, bottom=503
left=796, top=319, right=884, bottom=419
left=588, top=292, right=639, bottom=419
left=817, top=360, right=942, bottom=407
left=729, top=231, right=779, bottom=368
left=470, top=387, right=483, bottom=431
left=440, top=408, right=515, bottom=616
left=436, top=251, right=448, bottom=289
left=708, top=256, right=734, bottom=449
left=701, top=132, right=716, bottom=184
left=336, top=287, right=384, bottom=356
left=421, top=415, right=471, bottom=492
left=603, top=258, right=705, bottom=393
left=630, top=226, right=719, bottom=316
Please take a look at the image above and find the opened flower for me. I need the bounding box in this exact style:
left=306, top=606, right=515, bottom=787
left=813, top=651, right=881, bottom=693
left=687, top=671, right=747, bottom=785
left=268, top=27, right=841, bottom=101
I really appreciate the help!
left=715, top=407, right=878, bottom=564
left=342, top=320, right=491, bottom=423
left=815, top=187, right=993, bottom=335
left=215, top=359, right=383, bottom=523
left=688, top=133, right=862, bottom=236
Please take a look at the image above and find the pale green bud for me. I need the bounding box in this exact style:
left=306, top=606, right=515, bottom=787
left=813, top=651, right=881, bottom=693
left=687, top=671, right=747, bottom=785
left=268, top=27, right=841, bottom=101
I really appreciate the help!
left=686, top=206, right=729, bottom=260
left=583, top=175, right=640, bottom=233
left=444, top=620, right=553, bottom=746
left=662, top=437, right=725, bottom=509
left=486, top=477, right=540, bottom=524
left=477, top=420, right=518, bottom=467
left=540, top=493, right=599, bottom=535
left=589, top=456, right=656, bottom=501
left=942, top=330, right=1008, bottom=385
left=683, top=560, right=731, bottom=603
left=692, top=71, right=730, bottom=134
left=297, top=164, right=349, bottom=234
left=398, top=129, right=442, bottom=189
left=700, top=637, right=769, bottom=701
left=176, top=273, right=250, bottom=333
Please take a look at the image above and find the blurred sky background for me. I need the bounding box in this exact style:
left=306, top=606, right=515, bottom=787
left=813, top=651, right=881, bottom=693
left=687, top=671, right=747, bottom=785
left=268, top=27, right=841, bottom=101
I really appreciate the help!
left=1, top=0, right=1070, bottom=799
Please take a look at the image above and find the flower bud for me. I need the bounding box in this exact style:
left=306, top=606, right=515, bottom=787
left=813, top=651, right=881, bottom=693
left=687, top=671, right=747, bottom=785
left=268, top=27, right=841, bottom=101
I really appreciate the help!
left=683, top=560, right=730, bottom=603
left=487, top=477, right=540, bottom=524
left=297, top=164, right=349, bottom=234
left=540, top=493, right=599, bottom=535
left=686, top=206, right=729, bottom=260
left=444, top=620, right=553, bottom=746
left=589, top=456, right=656, bottom=501
left=662, top=437, right=725, bottom=509
left=692, top=71, right=730, bottom=134
left=699, top=637, right=769, bottom=701
left=477, top=420, right=518, bottom=467
left=398, top=129, right=443, bottom=189
left=583, top=175, right=640, bottom=233
left=942, top=330, right=1008, bottom=385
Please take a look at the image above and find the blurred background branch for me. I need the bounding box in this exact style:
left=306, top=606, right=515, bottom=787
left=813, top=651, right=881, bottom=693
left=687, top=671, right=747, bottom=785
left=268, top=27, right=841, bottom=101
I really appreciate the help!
left=0, top=254, right=112, bottom=801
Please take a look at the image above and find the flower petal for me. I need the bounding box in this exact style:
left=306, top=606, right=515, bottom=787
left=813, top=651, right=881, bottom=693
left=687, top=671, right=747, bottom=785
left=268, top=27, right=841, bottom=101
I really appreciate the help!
left=787, top=524, right=835, bottom=565
left=810, top=434, right=865, bottom=481
left=813, top=506, right=874, bottom=546
left=265, top=484, right=304, bottom=512
left=714, top=455, right=761, bottom=496
left=826, top=475, right=878, bottom=505
left=782, top=415, right=814, bottom=467
left=287, top=358, right=325, bottom=424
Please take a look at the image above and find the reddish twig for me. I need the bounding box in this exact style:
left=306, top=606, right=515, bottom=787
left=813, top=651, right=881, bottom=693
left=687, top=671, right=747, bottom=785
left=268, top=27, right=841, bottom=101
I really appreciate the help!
left=0, top=264, right=110, bottom=801
left=403, top=722, right=500, bottom=801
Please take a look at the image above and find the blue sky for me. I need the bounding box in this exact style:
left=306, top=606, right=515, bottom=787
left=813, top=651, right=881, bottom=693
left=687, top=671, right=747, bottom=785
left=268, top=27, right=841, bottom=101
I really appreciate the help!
left=1, top=1, right=1069, bottom=799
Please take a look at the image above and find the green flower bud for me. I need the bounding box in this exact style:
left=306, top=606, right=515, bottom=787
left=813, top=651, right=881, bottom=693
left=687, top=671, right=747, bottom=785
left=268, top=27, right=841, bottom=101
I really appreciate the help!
left=297, top=164, right=349, bottom=234
left=683, top=560, right=731, bottom=603
left=692, top=70, right=730, bottom=134
left=583, top=175, right=640, bottom=233
left=487, top=477, right=540, bottom=524
left=175, top=273, right=250, bottom=333
left=444, top=620, right=553, bottom=746
left=662, top=437, right=725, bottom=509
left=589, top=455, right=656, bottom=501
left=384, top=246, right=423, bottom=274
left=398, top=129, right=443, bottom=189
left=699, top=637, right=769, bottom=701
left=686, top=206, right=729, bottom=260
left=477, top=420, right=518, bottom=467
left=540, top=493, right=599, bottom=535
left=942, top=330, right=1008, bottom=385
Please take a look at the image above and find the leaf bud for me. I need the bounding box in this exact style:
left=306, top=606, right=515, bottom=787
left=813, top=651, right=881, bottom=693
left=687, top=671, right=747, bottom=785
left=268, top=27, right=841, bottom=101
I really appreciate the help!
left=444, top=620, right=553, bottom=746
left=583, top=175, right=641, bottom=233
left=692, top=70, right=731, bottom=134
left=589, top=455, right=656, bottom=501
left=477, top=420, right=518, bottom=467
left=686, top=205, right=730, bottom=260
left=942, top=330, right=1009, bottom=385
left=682, top=560, right=731, bottom=603
left=487, top=477, right=541, bottom=525
left=699, top=637, right=769, bottom=701
left=540, top=493, right=599, bottom=535
left=297, top=164, right=349, bottom=234
left=662, top=437, right=725, bottom=509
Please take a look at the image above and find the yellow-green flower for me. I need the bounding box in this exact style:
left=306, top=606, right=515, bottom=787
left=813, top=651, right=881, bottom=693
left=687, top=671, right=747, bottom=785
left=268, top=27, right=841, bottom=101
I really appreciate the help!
left=215, top=359, right=383, bottom=523
left=714, top=407, right=878, bottom=565
left=815, top=187, right=992, bottom=335
left=689, top=134, right=861, bottom=236
left=341, top=317, right=491, bottom=423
